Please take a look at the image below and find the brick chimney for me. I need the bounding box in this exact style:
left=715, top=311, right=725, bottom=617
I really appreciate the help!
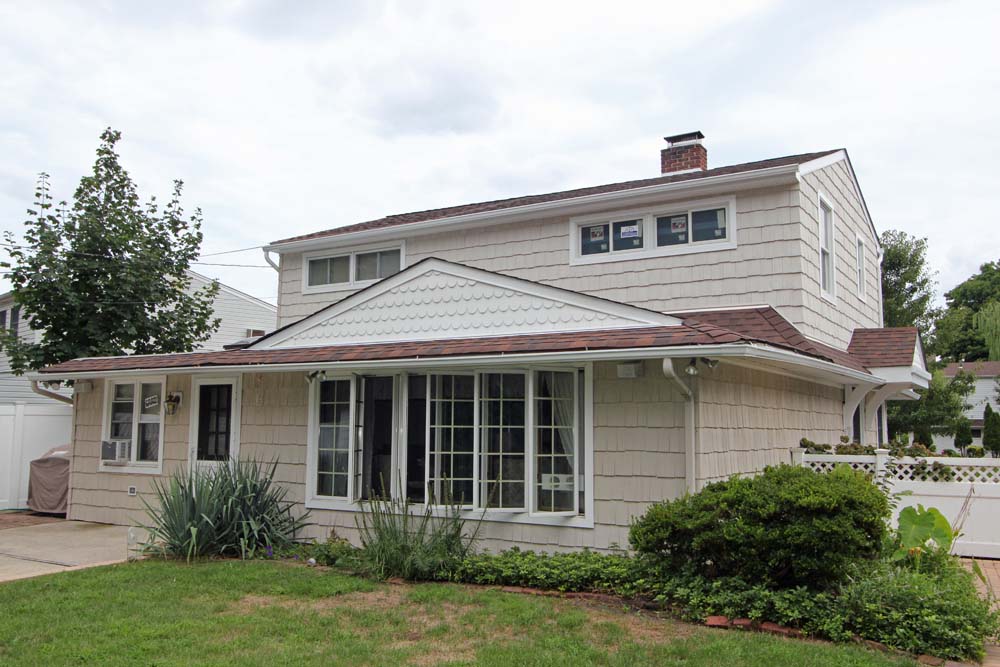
left=661, top=131, right=707, bottom=174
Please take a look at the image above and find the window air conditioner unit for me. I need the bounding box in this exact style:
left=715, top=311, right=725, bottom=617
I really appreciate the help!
left=101, top=440, right=132, bottom=465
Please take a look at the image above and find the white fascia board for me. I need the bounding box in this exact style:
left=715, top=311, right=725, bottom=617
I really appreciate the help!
left=868, top=365, right=932, bottom=387
left=264, top=165, right=801, bottom=254
left=253, top=257, right=681, bottom=349
left=30, top=341, right=878, bottom=386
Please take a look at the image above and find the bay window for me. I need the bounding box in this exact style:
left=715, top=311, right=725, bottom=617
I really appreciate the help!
left=308, top=368, right=586, bottom=521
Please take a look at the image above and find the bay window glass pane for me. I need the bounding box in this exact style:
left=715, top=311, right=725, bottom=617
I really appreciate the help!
left=429, top=375, right=475, bottom=505
left=656, top=214, right=688, bottom=246
left=580, top=224, right=609, bottom=256
left=535, top=371, right=576, bottom=513
left=612, top=219, right=643, bottom=251
left=691, top=208, right=726, bottom=242
left=317, top=379, right=351, bottom=497
left=479, top=373, right=526, bottom=509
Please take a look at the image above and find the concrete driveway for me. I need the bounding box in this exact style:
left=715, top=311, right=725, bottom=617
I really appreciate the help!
left=0, top=519, right=131, bottom=583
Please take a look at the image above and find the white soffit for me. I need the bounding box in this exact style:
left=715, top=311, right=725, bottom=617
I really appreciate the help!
left=256, top=258, right=680, bottom=349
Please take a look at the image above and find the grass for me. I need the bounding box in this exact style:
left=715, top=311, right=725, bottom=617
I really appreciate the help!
left=0, top=560, right=918, bottom=666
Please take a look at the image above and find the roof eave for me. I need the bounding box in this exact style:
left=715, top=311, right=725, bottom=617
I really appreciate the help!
left=264, top=163, right=802, bottom=253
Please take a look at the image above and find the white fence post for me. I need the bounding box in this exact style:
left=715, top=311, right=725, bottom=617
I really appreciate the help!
left=790, top=448, right=804, bottom=467
left=874, top=448, right=890, bottom=483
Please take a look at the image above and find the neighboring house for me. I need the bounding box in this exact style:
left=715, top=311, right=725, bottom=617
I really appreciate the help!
left=934, top=361, right=1000, bottom=450
left=0, top=271, right=276, bottom=510
left=34, top=132, right=929, bottom=551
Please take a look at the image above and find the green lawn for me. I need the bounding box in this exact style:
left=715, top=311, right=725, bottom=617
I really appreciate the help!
left=0, top=560, right=916, bottom=666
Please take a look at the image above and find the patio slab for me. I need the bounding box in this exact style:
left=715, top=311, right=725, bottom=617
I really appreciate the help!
left=0, top=520, right=131, bottom=583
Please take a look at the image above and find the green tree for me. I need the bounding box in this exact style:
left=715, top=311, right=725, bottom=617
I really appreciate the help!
left=935, top=260, right=1000, bottom=362
left=953, top=416, right=973, bottom=452
left=887, top=370, right=975, bottom=444
left=0, top=128, right=220, bottom=373
left=880, top=230, right=940, bottom=332
left=985, top=404, right=1000, bottom=458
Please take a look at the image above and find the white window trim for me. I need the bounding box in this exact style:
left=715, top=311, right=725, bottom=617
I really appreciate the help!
left=304, top=364, right=594, bottom=528
left=855, top=233, right=867, bottom=302
left=187, top=375, right=242, bottom=470
left=301, top=240, right=406, bottom=295
left=568, top=196, right=737, bottom=266
left=817, top=192, right=836, bottom=303
left=99, top=375, right=167, bottom=475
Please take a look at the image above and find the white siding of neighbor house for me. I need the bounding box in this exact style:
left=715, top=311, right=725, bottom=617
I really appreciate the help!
left=276, top=161, right=881, bottom=352
left=695, top=364, right=846, bottom=486
left=796, top=160, right=883, bottom=346
left=187, top=273, right=277, bottom=351
left=965, top=377, right=999, bottom=423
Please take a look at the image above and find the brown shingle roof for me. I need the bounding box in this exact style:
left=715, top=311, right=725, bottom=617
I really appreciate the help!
left=40, top=323, right=751, bottom=375
left=271, top=150, right=840, bottom=246
left=848, top=328, right=921, bottom=368
left=672, top=306, right=869, bottom=372
left=943, top=360, right=1000, bottom=378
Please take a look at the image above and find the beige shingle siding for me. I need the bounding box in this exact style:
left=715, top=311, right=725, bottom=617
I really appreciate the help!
left=277, top=187, right=811, bottom=330
left=695, top=364, right=844, bottom=486
left=796, top=161, right=882, bottom=346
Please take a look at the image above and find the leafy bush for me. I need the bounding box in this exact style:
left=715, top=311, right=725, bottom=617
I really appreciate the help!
left=889, top=441, right=935, bottom=458
left=629, top=464, right=889, bottom=589
left=834, top=442, right=876, bottom=455
left=967, top=445, right=986, bottom=458
left=355, top=492, right=480, bottom=580
left=837, top=561, right=998, bottom=660
left=281, top=535, right=361, bottom=568
left=142, top=459, right=310, bottom=561
left=454, top=548, right=638, bottom=593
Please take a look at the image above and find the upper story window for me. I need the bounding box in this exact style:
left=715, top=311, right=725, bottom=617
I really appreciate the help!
left=818, top=195, right=835, bottom=299
left=856, top=235, right=866, bottom=300
left=569, top=197, right=735, bottom=266
left=303, top=244, right=405, bottom=293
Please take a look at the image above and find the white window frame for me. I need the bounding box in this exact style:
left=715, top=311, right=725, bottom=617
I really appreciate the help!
left=301, top=241, right=406, bottom=295
left=99, top=376, right=167, bottom=475
left=568, top=196, right=736, bottom=266
left=304, top=364, right=594, bottom=528
left=187, top=375, right=242, bottom=470
left=817, top=193, right=836, bottom=302
left=855, top=233, right=866, bottom=301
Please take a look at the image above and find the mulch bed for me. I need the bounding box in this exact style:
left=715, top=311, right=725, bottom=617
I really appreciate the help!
left=0, top=511, right=64, bottom=530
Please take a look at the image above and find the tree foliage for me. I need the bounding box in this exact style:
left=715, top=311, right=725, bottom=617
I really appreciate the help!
left=0, top=128, right=220, bottom=373
left=935, top=260, right=1000, bottom=362
left=984, top=404, right=1000, bottom=458
left=879, top=230, right=940, bottom=332
left=887, top=370, right=975, bottom=444
left=953, top=416, right=973, bottom=451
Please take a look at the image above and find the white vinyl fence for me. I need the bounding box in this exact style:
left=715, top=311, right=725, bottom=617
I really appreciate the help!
left=794, top=449, right=1000, bottom=559
left=0, top=402, right=73, bottom=510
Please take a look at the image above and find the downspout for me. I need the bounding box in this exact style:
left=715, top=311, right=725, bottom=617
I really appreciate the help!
left=31, top=380, right=73, bottom=405
left=262, top=250, right=280, bottom=271
left=662, top=358, right=698, bottom=493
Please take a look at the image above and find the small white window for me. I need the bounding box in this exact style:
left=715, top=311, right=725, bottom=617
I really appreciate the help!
left=819, top=196, right=835, bottom=298
left=103, top=378, right=165, bottom=469
left=303, top=245, right=405, bottom=292
left=856, top=236, right=866, bottom=300
left=307, top=255, right=350, bottom=287
left=355, top=249, right=401, bottom=282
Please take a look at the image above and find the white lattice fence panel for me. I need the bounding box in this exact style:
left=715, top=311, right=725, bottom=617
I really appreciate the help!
left=890, top=457, right=1000, bottom=485
left=801, top=454, right=876, bottom=477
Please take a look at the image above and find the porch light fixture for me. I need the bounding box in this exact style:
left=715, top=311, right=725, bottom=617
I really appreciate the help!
left=702, top=358, right=720, bottom=369
left=305, top=370, right=328, bottom=384
left=165, top=391, right=183, bottom=416
left=684, top=359, right=699, bottom=376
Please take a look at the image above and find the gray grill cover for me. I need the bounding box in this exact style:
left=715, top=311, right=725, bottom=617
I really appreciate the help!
left=27, top=445, right=70, bottom=514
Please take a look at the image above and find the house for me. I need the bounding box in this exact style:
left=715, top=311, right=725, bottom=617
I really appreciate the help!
left=934, top=361, right=1000, bottom=450
left=0, top=272, right=277, bottom=510
left=31, top=132, right=929, bottom=551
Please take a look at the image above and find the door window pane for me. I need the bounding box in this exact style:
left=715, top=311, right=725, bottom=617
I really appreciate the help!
left=197, top=384, right=232, bottom=461
left=691, top=208, right=726, bottom=242
left=580, top=224, right=609, bottom=256
left=480, top=373, right=526, bottom=509
left=317, top=379, right=351, bottom=497
left=612, top=219, right=643, bottom=251
left=656, top=214, right=688, bottom=246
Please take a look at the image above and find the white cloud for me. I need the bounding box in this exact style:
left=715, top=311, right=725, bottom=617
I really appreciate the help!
left=0, top=0, right=995, bottom=307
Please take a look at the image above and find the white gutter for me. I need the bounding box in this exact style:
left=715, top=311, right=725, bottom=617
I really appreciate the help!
left=264, top=164, right=801, bottom=254
left=31, top=380, right=73, bottom=405
left=29, top=341, right=878, bottom=384
left=262, top=250, right=280, bottom=271
left=662, top=358, right=698, bottom=493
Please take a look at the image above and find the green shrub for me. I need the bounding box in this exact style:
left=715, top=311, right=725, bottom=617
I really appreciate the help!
left=838, top=561, right=999, bottom=660
left=282, top=535, right=361, bottom=568
left=834, top=442, right=876, bottom=455
left=967, top=445, right=986, bottom=458
left=454, top=548, right=638, bottom=593
left=355, top=492, right=480, bottom=580
left=142, top=459, right=310, bottom=561
left=629, top=464, right=889, bottom=589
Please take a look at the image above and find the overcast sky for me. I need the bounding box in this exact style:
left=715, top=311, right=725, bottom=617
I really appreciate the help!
left=1, top=0, right=997, bottom=306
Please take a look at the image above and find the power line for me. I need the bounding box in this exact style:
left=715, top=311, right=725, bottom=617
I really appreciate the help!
left=199, top=245, right=265, bottom=257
